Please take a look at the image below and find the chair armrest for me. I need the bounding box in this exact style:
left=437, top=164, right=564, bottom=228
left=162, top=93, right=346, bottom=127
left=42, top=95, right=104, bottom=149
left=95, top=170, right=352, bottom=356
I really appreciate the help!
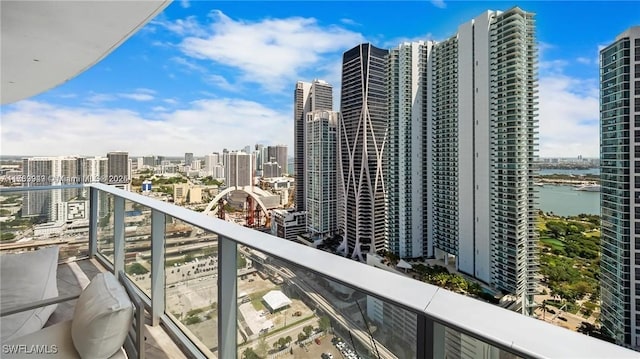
left=0, top=293, right=80, bottom=317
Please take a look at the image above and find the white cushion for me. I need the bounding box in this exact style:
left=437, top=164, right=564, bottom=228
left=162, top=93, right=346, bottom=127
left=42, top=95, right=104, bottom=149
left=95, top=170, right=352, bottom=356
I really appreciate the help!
left=71, top=272, right=133, bottom=359
left=0, top=246, right=59, bottom=341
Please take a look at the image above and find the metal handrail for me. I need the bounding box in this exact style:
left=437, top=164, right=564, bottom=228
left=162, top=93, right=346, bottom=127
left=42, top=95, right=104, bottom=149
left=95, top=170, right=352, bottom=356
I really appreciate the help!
left=3, top=184, right=638, bottom=358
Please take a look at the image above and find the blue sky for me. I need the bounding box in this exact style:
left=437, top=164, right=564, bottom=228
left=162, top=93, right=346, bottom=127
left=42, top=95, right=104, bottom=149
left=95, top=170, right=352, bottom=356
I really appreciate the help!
left=2, top=1, right=639, bottom=157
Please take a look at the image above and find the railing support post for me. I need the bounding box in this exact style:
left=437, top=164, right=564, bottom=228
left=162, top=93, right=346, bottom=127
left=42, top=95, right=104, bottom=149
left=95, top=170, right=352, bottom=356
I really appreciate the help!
left=417, top=314, right=436, bottom=359
left=113, top=196, right=125, bottom=279
left=150, top=209, right=165, bottom=326
left=218, top=236, right=237, bottom=359
left=88, top=186, right=98, bottom=257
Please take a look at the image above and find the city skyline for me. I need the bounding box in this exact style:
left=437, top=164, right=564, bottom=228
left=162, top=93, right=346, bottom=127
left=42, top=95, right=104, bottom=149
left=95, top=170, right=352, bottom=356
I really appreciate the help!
left=1, top=1, right=638, bottom=157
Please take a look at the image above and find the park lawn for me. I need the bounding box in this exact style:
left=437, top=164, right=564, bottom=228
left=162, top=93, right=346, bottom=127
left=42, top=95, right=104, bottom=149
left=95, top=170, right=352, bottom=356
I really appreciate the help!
left=541, top=237, right=565, bottom=248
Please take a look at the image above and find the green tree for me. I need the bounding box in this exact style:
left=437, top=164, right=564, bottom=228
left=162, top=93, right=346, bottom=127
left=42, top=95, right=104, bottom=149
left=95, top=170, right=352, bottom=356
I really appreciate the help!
left=1, top=232, right=16, bottom=241
left=242, top=347, right=261, bottom=359
left=126, top=262, right=149, bottom=275
left=237, top=252, right=247, bottom=269
left=255, top=336, right=269, bottom=358
left=319, top=316, right=331, bottom=332
left=297, top=332, right=307, bottom=342
left=185, top=316, right=201, bottom=325
left=303, top=325, right=314, bottom=337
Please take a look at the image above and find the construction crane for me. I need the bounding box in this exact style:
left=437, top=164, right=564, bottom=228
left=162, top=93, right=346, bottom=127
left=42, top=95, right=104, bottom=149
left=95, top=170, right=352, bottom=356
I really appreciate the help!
left=245, top=196, right=255, bottom=228
left=217, top=198, right=225, bottom=220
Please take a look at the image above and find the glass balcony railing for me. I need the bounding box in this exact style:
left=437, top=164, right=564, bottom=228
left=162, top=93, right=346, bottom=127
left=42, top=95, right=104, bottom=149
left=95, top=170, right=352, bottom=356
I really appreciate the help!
left=1, top=183, right=639, bottom=358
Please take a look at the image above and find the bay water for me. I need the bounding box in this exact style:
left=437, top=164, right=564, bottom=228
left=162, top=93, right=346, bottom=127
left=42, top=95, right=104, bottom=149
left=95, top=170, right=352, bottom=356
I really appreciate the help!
left=537, top=168, right=600, bottom=216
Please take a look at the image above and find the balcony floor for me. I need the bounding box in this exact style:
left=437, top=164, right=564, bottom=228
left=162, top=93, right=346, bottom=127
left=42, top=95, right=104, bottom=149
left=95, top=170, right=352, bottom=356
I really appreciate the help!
left=49, top=257, right=187, bottom=359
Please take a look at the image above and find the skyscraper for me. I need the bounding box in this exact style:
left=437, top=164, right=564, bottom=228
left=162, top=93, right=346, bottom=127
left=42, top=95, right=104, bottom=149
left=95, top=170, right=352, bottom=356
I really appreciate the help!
left=382, top=8, right=538, bottom=311
left=184, top=152, right=194, bottom=167
left=338, top=43, right=389, bottom=259
left=306, top=110, right=339, bottom=239
left=22, top=157, right=53, bottom=218
left=294, top=79, right=333, bottom=211
left=84, top=156, right=108, bottom=183
left=106, top=151, right=130, bottom=185
left=387, top=41, right=433, bottom=259
left=21, top=157, right=81, bottom=221
left=425, top=8, right=539, bottom=311
left=204, top=153, right=221, bottom=177
left=599, top=26, right=640, bottom=348
left=275, top=145, right=288, bottom=176
left=255, top=144, right=265, bottom=172
left=264, top=145, right=289, bottom=176
left=224, top=151, right=253, bottom=188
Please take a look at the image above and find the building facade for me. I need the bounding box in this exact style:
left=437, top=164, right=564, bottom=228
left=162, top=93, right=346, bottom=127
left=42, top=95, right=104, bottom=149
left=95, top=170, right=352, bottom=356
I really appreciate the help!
left=426, top=8, right=539, bottom=311
left=106, top=151, right=130, bottom=185
left=265, top=145, right=288, bottom=176
left=271, top=209, right=307, bottom=242
left=263, top=162, right=282, bottom=178
left=338, top=43, right=389, bottom=259
left=306, top=110, right=339, bottom=239
left=184, top=152, right=193, bottom=167
left=387, top=41, right=433, bottom=259
left=600, top=26, right=640, bottom=348
left=224, top=151, right=253, bottom=188
left=376, top=8, right=538, bottom=311
left=294, top=79, right=333, bottom=212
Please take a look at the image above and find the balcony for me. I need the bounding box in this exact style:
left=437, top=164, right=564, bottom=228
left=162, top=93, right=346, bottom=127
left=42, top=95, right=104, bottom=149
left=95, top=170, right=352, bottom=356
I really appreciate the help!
left=1, top=184, right=638, bottom=358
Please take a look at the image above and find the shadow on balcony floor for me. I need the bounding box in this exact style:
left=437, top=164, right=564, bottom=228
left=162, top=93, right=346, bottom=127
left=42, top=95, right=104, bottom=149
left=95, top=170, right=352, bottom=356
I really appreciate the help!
left=48, top=258, right=187, bottom=359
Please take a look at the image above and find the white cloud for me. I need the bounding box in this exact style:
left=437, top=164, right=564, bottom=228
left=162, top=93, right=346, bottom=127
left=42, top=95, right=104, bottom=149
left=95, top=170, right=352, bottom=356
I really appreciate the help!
left=180, top=0, right=190, bottom=8
left=576, top=57, right=592, bottom=65
left=340, top=18, right=360, bottom=26
left=431, top=0, right=446, bottom=9
left=177, top=10, right=364, bottom=92
left=118, top=89, right=156, bottom=102
left=1, top=99, right=292, bottom=156
left=119, top=93, right=154, bottom=101
left=171, top=56, right=207, bottom=73
left=86, top=93, right=116, bottom=104
left=153, top=16, right=207, bottom=37
left=538, top=74, right=599, bottom=158
left=205, top=75, right=241, bottom=92
left=539, top=59, right=569, bottom=74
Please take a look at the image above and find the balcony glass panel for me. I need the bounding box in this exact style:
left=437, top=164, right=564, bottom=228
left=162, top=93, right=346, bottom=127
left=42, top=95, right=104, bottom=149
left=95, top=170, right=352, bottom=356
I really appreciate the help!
left=434, top=322, right=523, bottom=359
left=164, top=216, right=218, bottom=358
left=0, top=187, right=88, bottom=261
left=123, top=199, right=152, bottom=297
left=97, top=190, right=114, bottom=262
left=236, top=244, right=416, bottom=359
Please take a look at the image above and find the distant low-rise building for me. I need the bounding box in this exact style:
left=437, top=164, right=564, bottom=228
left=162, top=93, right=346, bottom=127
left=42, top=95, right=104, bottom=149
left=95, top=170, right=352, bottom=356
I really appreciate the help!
left=271, top=209, right=307, bottom=242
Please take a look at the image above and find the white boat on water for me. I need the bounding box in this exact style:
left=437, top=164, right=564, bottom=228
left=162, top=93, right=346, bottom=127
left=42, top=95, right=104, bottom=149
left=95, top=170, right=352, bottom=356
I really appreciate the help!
left=574, top=184, right=601, bottom=192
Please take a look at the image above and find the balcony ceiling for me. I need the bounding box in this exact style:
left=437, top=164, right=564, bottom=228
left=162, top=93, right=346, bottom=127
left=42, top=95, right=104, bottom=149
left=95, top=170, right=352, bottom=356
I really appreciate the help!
left=1, top=0, right=171, bottom=105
